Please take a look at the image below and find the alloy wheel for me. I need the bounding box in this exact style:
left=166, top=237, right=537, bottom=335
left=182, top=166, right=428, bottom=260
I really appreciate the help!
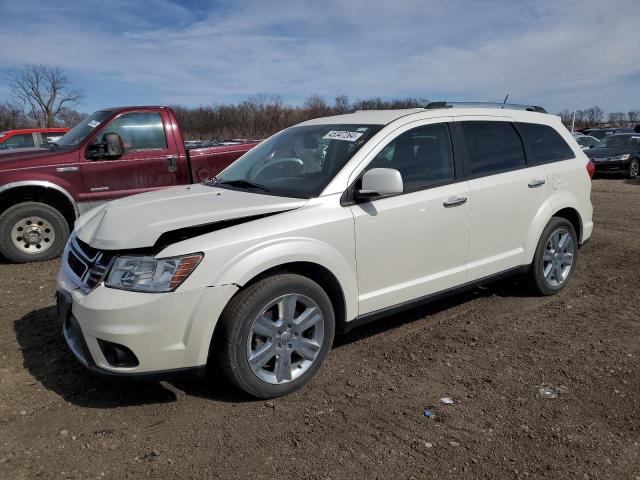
left=246, top=293, right=324, bottom=384
left=542, top=228, right=575, bottom=288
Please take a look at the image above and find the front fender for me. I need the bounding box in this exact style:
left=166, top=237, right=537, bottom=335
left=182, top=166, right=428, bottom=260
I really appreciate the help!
left=213, top=237, right=358, bottom=321
left=0, top=178, right=80, bottom=217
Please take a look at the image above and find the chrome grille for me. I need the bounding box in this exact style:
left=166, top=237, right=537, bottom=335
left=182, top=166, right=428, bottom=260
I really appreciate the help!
left=65, top=235, right=113, bottom=290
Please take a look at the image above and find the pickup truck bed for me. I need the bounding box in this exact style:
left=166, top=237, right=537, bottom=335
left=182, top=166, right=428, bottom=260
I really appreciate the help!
left=187, top=142, right=257, bottom=183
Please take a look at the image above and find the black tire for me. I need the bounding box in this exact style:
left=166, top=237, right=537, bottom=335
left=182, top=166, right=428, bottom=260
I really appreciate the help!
left=627, top=158, right=639, bottom=179
left=529, top=217, right=578, bottom=296
left=215, top=273, right=335, bottom=398
left=0, top=202, right=69, bottom=263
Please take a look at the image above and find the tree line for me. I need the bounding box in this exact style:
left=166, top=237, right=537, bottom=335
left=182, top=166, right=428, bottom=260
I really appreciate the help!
left=1, top=64, right=638, bottom=139
left=557, top=106, right=640, bottom=129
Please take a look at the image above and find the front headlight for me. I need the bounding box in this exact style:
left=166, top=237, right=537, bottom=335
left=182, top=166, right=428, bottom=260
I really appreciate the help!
left=105, top=253, right=203, bottom=292
left=613, top=154, right=630, bottom=161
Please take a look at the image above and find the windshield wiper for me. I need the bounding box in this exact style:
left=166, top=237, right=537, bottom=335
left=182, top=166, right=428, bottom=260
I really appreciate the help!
left=218, top=179, right=272, bottom=193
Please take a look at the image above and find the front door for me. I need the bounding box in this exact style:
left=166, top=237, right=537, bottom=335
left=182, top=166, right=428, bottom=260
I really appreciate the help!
left=350, top=122, right=471, bottom=315
left=80, top=110, right=181, bottom=204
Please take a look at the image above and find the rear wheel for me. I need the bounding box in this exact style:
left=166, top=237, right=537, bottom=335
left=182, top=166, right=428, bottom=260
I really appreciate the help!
left=0, top=202, right=69, bottom=263
left=628, top=158, right=639, bottom=179
left=215, top=273, right=335, bottom=398
left=529, top=217, right=578, bottom=296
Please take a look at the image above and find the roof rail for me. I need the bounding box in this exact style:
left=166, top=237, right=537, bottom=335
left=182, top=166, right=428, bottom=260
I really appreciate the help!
left=425, top=101, right=546, bottom=113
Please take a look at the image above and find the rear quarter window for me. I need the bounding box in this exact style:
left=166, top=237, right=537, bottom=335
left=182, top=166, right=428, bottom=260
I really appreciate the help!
left=517, top=123, right=575, bottom=164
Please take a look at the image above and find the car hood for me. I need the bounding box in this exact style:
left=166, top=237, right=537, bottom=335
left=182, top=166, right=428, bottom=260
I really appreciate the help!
left=0, top=146, right=68, bottom=170
left=585, top=147, right=637, bottom=158
left=75, top=184, right=308, bottom=250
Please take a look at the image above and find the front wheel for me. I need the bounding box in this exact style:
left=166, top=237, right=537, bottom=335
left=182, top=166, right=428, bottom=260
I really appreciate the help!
left=0, top=202, right=69, bottom=263
left=215, top=273, right=335, bottom=398
left=529, top=217, right=578, bottom=296
left=627, top=158, right=639, bottom=179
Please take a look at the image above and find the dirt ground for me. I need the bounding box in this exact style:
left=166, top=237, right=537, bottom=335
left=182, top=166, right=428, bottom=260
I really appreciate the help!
left=1, top=178, right=639, bottom=479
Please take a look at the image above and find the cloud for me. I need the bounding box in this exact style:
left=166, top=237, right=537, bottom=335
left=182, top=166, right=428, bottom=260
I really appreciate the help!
left=0, top=0, right=639, bottom=113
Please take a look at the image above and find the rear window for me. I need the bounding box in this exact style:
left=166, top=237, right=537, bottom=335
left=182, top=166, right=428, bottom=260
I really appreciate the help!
left=517, top=123, right=574, bottom=164
left=0, top=133, right=35, bottom=149
left=460, top=121, right=526, bottom=176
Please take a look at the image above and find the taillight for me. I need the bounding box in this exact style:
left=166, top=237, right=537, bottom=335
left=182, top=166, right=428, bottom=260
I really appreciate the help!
left=586, top=159, right=595, bottom=179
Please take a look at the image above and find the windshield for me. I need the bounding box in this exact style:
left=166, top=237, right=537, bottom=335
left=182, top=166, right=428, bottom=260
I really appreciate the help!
left=597, top=135, right=640, bottom=149
left=214, top=124, right=382, bottom=198
left=55, top=110, right=113, bottom=147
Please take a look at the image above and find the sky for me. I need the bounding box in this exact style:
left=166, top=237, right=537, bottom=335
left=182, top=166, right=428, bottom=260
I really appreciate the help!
left=0, top=0, right=639, bottom=115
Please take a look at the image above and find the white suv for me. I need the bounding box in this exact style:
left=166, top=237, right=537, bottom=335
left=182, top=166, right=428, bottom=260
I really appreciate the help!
left=57, top=103, right=594, bottom=398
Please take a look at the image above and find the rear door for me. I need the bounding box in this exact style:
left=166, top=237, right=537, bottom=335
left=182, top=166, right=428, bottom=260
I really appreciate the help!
left=80, top=110, right=182, bottom=203
left=350, top=120, right=471, bottom=315
left=457, top=118, right=549, bottom=281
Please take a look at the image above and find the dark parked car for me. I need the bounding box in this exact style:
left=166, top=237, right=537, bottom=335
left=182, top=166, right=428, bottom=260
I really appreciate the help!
left=584, top=133, right=640, bottom=178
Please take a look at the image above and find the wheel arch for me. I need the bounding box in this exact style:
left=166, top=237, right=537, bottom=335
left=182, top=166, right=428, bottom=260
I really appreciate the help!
left=241, top=261, right=347, bottom=331
left=207, top=260, right=349, bottom=367
left=523, top=200, right=585, bottom=265
left=0, top=181, right=78, bottom=227
left=552, top=207, right=582, bottom=245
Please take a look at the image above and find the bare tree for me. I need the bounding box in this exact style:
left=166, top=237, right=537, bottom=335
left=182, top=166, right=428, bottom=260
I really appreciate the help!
left=5, top=65, right=84, bottom=127
left=0, top=101, right=32, bottom=131
left=628, top=111, right=639, bottom=123
left=557, top=109, right=572, bottom=125
left=584, top=105, right=604, bottom=125
left=334, top=95, right=351, bottom=114
left=57, top=107, right=87, bottom=128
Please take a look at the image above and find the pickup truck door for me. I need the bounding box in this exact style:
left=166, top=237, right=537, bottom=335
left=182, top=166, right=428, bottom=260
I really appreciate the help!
left=79, top=110, right=184, bottom=205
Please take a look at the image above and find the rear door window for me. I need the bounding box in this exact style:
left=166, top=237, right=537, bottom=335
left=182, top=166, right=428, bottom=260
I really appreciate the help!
left=459, top=121, right=526, bottom=176
left=517, top=123, right=575, bottom=164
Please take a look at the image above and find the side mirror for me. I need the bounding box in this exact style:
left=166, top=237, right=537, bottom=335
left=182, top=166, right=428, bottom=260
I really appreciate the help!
left=104, top=133, right=124, bottom=157
left=355, top=168, right=403, bottom=201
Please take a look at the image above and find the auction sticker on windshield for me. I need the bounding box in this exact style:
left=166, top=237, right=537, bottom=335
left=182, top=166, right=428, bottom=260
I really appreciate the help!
left=87, top=120, right=100, bottom=128
left=323, top=131, right=363, bottom=142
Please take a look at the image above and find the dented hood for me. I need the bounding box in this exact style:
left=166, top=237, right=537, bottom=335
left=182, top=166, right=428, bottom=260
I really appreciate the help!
left=75, top=184, right=308, bottom=250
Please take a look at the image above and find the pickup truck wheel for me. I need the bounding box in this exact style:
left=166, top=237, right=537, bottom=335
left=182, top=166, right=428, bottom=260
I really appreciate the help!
left=0, top=202, right=69, bottom=263
left=528, top=217, right=577, bottom=296
left=215, top=273, right=335, bottom=398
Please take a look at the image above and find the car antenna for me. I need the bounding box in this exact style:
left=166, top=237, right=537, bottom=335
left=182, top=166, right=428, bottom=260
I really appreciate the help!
left=501, top=94, right=509, bottom=109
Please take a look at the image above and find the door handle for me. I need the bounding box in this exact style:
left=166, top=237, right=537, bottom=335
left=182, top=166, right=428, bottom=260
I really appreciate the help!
left=443, top=196, right=467, bottom=207
left=528, top=178, right=546, bottom=188
left=167, top=155, right=178, bottom=173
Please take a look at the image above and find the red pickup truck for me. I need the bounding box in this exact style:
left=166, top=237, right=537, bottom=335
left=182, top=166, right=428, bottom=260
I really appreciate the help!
left=0, top=128, right=70, bottom=150
left=0, top=106, right=258, bottom=263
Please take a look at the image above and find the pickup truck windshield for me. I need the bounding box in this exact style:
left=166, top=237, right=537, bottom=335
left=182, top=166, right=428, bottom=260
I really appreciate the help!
left=55, top=110, right=114, bottom=147
left=215, top=124, right=382, bottom=198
